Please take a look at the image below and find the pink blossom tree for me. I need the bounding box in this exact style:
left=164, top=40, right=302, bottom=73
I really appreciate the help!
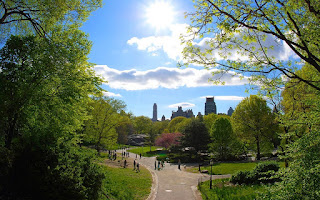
left=155, top=132, right=182, bottom=149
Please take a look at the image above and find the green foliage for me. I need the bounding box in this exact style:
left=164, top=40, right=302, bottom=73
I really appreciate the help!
left=210, top=117, right=243, bottom=160
left=199, top=178, right=266, bottom=200
left=168, top=116, right=189, bottom=133
left=203, top=113, right=219, bottom=130
left=261, top=130, right=320, bottom=199
left=0, top=0, right=102, bottom=41
left=231, top=161, right=280, bottom=185
left=182, top=0, right=320, bottom=94
left=0, top=135, right=104, bottom=200
left=83, top=97, right=127, bottom=153
left=133, top=116, right=153, bottom=135
left=181, top=118, right=211, bottom=152
left=0, top=25, right=103, bottom=199
left=231, top=95, right=279, bottom=160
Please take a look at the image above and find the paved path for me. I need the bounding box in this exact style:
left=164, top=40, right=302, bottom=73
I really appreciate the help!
left=128, top=152, right=231, bottom=200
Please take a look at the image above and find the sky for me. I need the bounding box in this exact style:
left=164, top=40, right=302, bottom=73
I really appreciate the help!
left=80, top=0, right=294, bottom=120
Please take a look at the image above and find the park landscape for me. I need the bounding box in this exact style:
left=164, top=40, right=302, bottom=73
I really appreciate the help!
left=1, top=0, right=320, bottom=199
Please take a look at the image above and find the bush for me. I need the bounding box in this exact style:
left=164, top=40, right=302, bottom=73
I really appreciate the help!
left=0, top=137, right=105, bottom=200
left=230, top=162, right=280, bottom=185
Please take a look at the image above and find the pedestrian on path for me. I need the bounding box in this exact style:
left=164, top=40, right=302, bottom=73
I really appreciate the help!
left=178, top=159, right=181, bottom=170
left=155, top=160, right=157, bottom=170
left=124, top=159, right=127, bottom=168
left=134, top=159, right=136, bottom=170
left=136, top=163, right=140, bottom=172
left=140, top=153, right=142, bottom=159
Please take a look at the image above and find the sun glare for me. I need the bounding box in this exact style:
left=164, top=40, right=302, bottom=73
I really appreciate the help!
left=145, top=0, right=175, bottom=30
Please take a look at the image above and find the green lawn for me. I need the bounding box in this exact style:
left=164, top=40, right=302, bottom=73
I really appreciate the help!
left=128, top=146, right=164, bottom=157
left=187, top=161, right=285, bottom=175
left=101, top=165, right=152, bottom=200
left=199, top=178, right=266, bottom=200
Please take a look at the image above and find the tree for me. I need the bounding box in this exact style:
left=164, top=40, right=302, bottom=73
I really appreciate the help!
left=168, top=116, right=188, bottom=133
left=203, top=113, right=218, bottom=130
left=84, top=97, right=126, bottom=154
left=116, top=111, right=134, bottom=145
left=0, top=0, right=102, bottom=41
left=181, top=119, right=210, bottom=153
left=152, top=120, right=170, bottom=135
left=155, top=132, right=182, bottom=149
left=182, top=0, right=320, bottom=94
left=133, top=116, right=154, bottom=151
left=210, top=117, right=240, bottom=160
left=0, top=34, right=104, bottom=199
left=262, top=65, right=320, bottom=199
left=231, top=95, right=278, bottom=160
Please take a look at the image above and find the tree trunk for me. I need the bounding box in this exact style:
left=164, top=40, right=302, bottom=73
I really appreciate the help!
left=256, top=135, right=261, bottom=160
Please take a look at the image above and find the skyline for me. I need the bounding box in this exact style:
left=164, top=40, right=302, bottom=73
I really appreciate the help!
left=80, top=0, right=295, bottom=119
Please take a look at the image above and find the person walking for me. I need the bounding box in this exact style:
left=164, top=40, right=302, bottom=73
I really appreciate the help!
left=134, top=159, right=136, bottom=170
left=139, top=153, right=142, bottom=159
left=124, top=159, right=127, bottom=168
left=178, top=159, right=181, bottom=170
left=136, top=162, right=140, bottom=172
left=154, top=160, right=157, bottom=170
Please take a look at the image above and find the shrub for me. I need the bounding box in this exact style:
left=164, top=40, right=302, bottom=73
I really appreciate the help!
left=230, top=162, right=280, bottom=185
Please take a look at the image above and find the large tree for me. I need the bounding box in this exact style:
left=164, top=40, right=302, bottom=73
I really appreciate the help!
left=181, top=119, right=210, bottom=153
left=231, top=95, right=278, bottom=160
left=182, top=0, right=320, bottom=94
left=0, top=34, right=104, bottom=199
left=210, top=117, right=241, bottom=160
left=0, top=0, right=102, bottom=41
left=84, top=97, right=127, bottom=154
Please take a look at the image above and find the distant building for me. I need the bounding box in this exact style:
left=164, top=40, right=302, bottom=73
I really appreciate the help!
left=197, top=112, right=202, bottom=118
left=205, top=97, right=217, bottom=115
left=171, top=106, right=194, bottom=120
left=152, top=103, right=157, bottom=122
left=227, top=107, right=234, bottom=116
left=161, top=115, right=166, bottom=121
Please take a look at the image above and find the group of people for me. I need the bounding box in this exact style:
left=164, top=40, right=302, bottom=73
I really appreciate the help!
left=133, top=159, right=140, bottom=172
left=108, top=150, right=117, bottom=161
left=155, top=160, right=165, bottom=170
left=122, top=151, right=129, bottom=158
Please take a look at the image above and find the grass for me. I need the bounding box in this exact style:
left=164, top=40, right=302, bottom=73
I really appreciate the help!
left=128, top=146, right=165, bottom=157
left=100, top=163, right=152, bottom=200
left=187, top=161, right=285, bottom=175
left=199, top=178, right=266, bottom=200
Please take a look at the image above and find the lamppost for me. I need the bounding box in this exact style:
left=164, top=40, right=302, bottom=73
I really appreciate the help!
left=210, top=159, right=213, bottom=189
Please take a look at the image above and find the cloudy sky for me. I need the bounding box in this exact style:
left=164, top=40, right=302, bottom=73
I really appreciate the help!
left=81, top=0, right=294, bottom=119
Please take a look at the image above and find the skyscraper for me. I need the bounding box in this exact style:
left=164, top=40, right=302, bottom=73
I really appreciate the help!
left=205, top=97, right=217, bottom=115
left=152, top=103, right=157, bottom=122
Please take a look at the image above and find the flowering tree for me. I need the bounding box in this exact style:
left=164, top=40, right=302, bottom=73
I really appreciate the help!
left=155, top=132, right=182, bottom=149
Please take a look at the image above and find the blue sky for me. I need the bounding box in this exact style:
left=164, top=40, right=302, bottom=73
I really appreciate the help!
left=80, top=0, right=294, bottom=120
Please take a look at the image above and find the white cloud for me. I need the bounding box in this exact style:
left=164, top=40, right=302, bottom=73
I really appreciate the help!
left=127, top=23, right=189, bottom=61
left=201, top=96, right=245, bottom=101
left=127, top=23, right=295, bottom=62
left=94, top=65, right=249, bottom=91
left=102, top=91, right=122, bottom=97
left=168, top=102, right=195, bottom=108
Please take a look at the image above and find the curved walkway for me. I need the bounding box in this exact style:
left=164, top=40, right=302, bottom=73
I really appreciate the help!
left=128, top=152, right=230, bottom=200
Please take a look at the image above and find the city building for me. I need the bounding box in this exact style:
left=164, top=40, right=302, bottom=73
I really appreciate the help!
left=152, top=103, right=157, bottom=122
left=161, top=115, right=166, bottom=121
left=227, top=107, right=234, bottom=116
left=205, top=97, right=217, bottom=115
left=171, top=106, right=194, bottom=120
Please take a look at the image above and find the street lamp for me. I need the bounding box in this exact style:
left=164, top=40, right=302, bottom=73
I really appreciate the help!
left=210, top=159, right=213, bottom=189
